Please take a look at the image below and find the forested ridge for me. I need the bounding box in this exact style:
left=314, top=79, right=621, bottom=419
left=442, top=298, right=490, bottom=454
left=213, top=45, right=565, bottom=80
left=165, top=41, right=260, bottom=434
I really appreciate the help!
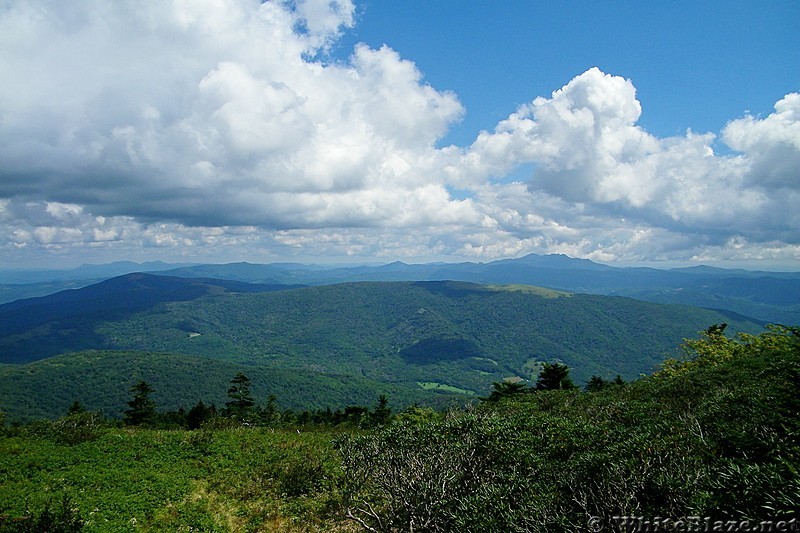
left=1, top=325, right=797, bottom=531
left=0, top=278, right=764, bottom=422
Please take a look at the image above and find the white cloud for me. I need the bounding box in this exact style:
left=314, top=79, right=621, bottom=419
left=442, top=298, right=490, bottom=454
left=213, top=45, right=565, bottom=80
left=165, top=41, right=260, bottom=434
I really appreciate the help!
left=0, top=1, right=797, bottom=268
left=722, top=93, right=800, bottom=189
left=457, top=70, right=799, bottom=252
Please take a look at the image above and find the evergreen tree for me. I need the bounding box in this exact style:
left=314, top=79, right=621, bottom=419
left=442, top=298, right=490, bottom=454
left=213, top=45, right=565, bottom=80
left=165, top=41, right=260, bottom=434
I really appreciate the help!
left=585, top=375, right=607, bottom=392
left=123, top=381, right=157, bottom=426
left=483, top=380, right=530, bottom=402
left=225, top=372, right=255, bottom=423
left=187, top=400, right=214, bottom=430
left=535, top=362, right=576, bottom=390
left=370, top=394, right=392, bottom=426
left=261, top=394, right=279, bottom=426
left=67, top=400, right=86, bottom=415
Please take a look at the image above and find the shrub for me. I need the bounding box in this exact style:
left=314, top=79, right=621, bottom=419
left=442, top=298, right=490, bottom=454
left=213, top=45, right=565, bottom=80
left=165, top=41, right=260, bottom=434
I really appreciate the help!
left=0, top=494, right=84, bottom=532
left=49, top=412, right=105, bottom=445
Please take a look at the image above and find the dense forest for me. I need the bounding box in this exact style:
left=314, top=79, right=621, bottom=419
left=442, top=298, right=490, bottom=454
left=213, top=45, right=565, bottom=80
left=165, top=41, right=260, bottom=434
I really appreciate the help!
left=0, top=277, right=766, bottom=423
left=1, top=324, right=797, bottom=531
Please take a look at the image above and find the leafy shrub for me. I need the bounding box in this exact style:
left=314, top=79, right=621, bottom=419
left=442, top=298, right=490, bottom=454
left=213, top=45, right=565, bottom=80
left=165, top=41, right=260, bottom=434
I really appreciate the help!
left=265, top=449, right=331, bottom=498
left=335, top=326, right=800, bottom=531
left=49, top=412, right=105, bottom=445
left=0, top=494, right=83, bottom=532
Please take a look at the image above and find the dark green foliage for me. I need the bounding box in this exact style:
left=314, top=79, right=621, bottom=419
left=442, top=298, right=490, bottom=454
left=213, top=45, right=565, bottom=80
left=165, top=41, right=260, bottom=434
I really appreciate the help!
left=66, top=400, right=85, bottom=415
left=0, top=273, right=299, bottom=363
left=370, top=395, right=392, bottom=426
left=123, top=380, right=156, bottom=426
left=225, top=372, right=255, bottom=423
left=399, top=336, right=481, bottom=363
left=584, top=374, right=607, bottom=391
left=0, top=494, right=84, bottom=533
left=0, top=326, right=796, bottom=531
left=0, top=350, right=435, bottom=422
left=482, top=380, right=530, bottom=402
left=337, top=326, right=800, bottom=531
left=260, top=394, right=280, bottom=426
left=186, top=400, right=216, bottom=430
left=0, top=279, right=762, bottom=392
left=535, top=362, right=576, bottom=390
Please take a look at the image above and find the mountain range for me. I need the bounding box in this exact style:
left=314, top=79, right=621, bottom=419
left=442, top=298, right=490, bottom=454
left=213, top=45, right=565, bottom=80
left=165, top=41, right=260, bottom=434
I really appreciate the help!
left=0, top=269, right=767, bottom=420
left=1, top=254, right=798, bottom=324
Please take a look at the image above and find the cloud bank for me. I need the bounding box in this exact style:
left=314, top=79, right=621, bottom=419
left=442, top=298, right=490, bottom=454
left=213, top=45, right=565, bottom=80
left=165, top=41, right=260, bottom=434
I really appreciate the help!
left=0, top=0, right=798, bottom=267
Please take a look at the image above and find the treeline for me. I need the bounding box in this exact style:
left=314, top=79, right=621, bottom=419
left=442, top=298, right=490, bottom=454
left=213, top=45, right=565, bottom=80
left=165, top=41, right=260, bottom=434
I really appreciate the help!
left=2, top=359, right=631, bottom=439
left=50, top=358, right=625, bottom=433
left=55, top=371, right=397, bottom=432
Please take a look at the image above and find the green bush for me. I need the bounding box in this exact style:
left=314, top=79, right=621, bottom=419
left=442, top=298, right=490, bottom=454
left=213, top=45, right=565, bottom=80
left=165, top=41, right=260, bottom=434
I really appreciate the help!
left=49, top=412, right=105, bottom=445
left=0, top=494, right=83, bottom=532
left=335, top=326, right=800, bottom=531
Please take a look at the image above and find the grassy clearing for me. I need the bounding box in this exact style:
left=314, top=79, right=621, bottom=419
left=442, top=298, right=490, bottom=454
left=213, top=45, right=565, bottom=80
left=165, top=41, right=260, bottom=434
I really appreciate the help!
left=416, top=381, right=475, bottom=395
left=485, top=284, right=571, bottom=298
left=0, top=426, right=355, bottom=532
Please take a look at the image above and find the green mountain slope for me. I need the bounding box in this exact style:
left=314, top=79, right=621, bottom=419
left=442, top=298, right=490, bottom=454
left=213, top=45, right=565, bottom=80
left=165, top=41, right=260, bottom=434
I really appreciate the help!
left=94, top=280, right=761, bottom=383
left=0, top=277, right=766, bottom=420
left=0, top=273, right=301, bottom=363
left=0, top=350, right=451, bottom=422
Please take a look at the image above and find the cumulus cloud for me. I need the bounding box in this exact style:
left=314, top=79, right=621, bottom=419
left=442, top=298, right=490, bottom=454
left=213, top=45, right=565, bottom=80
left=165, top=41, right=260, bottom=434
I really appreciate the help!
left=0, top=1, right=798, bottom=267
left=0, top=0, right=467, bottom=229
left=456, top=69, right=799, bottom=251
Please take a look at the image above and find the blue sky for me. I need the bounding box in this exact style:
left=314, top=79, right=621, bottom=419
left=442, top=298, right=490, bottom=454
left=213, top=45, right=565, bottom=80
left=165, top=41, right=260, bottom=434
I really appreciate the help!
left=0, top=0, right=798, bottom=270
left=335, top=1, right=799, bottom=143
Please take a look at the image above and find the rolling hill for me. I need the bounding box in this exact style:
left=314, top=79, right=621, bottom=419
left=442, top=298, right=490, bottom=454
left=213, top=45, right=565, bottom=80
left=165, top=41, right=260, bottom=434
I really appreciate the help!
left=161, top=255, right=800, bottom=324
left=0, top=273, right=302, bottom=363
left=3, top=253, right=796, bottom=324
left=0, top=274, right=766, bottom=420
left=0, top=350, right=445, bottom=422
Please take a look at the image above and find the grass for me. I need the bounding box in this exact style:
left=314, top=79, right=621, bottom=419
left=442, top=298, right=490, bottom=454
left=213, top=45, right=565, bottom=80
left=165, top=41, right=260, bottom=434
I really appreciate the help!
left=416, top=381, right=475, bottom=395
left=485, top=284, right=571, bottom=298
left=0, top=425, right=356, bottom=532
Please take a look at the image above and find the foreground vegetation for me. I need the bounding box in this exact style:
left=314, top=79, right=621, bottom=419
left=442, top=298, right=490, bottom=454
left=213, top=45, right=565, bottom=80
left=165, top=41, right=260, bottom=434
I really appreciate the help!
left=1, top=325, right=797, bottom=531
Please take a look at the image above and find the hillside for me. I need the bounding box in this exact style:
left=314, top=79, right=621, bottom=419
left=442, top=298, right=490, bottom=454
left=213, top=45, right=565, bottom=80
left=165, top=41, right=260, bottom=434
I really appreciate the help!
left=0, top=350, right=447, bottom=422
left=337, top=325, right=800, bottom=530
left=0, top=326, right=796, bottom=531
left=0, top=273, right=302, bottom=363
left=2, top=255, right=797, bottom=324
left=161, top=255, right=800, bottom=324
left=0, top=276, right=765, bottom=420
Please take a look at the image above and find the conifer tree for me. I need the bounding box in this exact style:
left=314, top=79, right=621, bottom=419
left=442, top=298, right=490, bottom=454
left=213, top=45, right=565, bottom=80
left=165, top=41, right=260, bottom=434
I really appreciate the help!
left=371, top=394, right=392, bottom=426
left=225, top=372, right=255, bottom=423
left=483, top=380, right=530, bottom=401
left=535, top=362, right=576, bottom=390
left=585, top=375, right=607, bottom=392
left=187, top=400, right=214, bottom=430
left=123, top=381, right=156, bottom=426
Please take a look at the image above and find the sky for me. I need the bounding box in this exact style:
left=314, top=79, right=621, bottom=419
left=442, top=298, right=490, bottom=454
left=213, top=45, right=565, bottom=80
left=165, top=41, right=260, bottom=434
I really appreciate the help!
left=1, top=0, right=799, bottom=270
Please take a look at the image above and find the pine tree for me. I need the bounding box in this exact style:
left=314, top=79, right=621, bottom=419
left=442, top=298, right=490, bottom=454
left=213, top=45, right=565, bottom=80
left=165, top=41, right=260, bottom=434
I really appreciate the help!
left=535, top=362, right=576, bottom=390
left=370, top=394, right=392, bottom=426
left=187, top=400, right=214, bottom=430
left=585, top=375, right=607, bottom=392
left=123, top=381, right=157, bottom=426
left=225, top=373, right=255, bottom=423
left=67, top=400, right=86, bottom=415
left=483, top=380, right=530, bottom=401
left=261, top=394, right=279, bottom=426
